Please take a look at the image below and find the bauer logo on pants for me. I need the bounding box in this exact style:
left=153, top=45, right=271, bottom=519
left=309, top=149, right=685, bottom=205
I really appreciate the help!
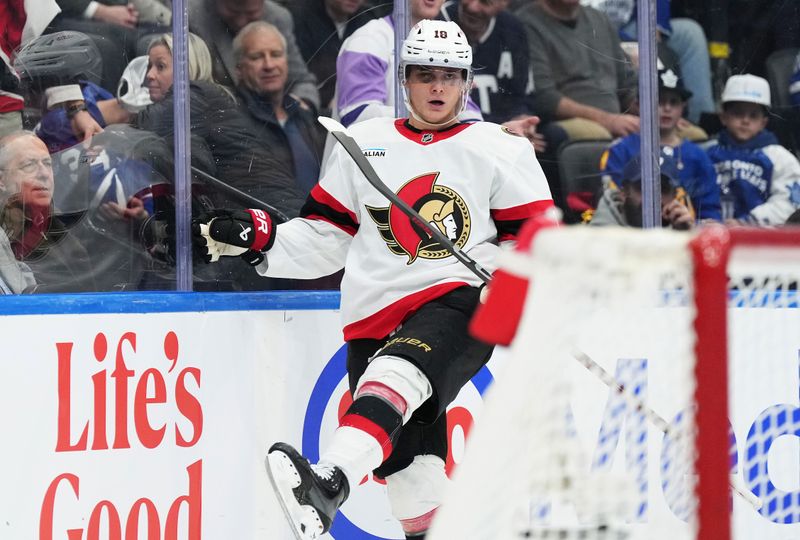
left=303, top=344, right=493, bottom=539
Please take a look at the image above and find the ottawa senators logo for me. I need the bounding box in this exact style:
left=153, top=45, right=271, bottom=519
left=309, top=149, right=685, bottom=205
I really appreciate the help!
left=366, top=172, right=470, bottom=264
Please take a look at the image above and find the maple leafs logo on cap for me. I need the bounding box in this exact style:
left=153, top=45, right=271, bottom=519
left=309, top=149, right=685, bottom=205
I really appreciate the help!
left=660, top=69, right=679, bottom=89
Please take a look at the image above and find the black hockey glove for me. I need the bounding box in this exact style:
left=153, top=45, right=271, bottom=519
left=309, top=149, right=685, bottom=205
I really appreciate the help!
left=192, top=208, right=276, bottom=266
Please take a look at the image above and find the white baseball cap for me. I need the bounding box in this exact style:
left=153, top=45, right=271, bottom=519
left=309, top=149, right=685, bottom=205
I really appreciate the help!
left=721, top=74, right=771, bottom=108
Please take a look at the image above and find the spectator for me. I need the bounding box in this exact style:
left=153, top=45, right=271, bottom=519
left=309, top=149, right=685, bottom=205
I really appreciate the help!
left=590, top=153, right=695, bottom=229
left=98, top=33, right=305, bottom=219
left=47, top=1, right=171, bottom=92
left=0, top=223, right=35, bottom=293
left=233, top=22, right=327, bottom=197
left=667, top=0, right=731, bottom=106
left=1, top=1, right=59, bottom=136
left=1, top=126, right=186, bottom=292
left=287, top=0, right=377, bottom=113
left=514, top=0, right=637, bottom=208
left=789, top=52, right=800, bottom=109
left=1, top=4, right=103, bottom=142
left=706, top=74, right=800, bottom=226
left=188, top=0, right=320, bottom=107
left=583, top=0, right=716, bottom=125
left=442, top=0, right=538, bottom=124
left=601, top=66, right=721, bottom=222
left=0, top=131, right=96, bottom=291
left=673, top=0, right=800, bottom=82
left=137, top=33, right=307, bottom=290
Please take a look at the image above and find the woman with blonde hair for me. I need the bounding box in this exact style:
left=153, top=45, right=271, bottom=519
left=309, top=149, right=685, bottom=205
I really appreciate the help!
left=96, top=32, right=304, bottom=221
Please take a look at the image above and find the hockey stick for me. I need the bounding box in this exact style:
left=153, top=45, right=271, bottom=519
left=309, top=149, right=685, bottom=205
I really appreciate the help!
left=190, top=166, right=290, bottom=223
left=318, top=116, right=493, bottom=284
left=572, top=350, right=763, bottom=510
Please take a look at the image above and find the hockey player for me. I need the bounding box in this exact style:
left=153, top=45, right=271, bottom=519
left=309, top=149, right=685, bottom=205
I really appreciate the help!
left=192, top=19, right=553, bottom=539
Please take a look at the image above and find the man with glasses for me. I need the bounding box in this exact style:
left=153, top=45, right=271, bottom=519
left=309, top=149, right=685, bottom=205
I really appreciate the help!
left=0, top=132, right=39, bottom=293
left=0, top=131, right=94, bottom=291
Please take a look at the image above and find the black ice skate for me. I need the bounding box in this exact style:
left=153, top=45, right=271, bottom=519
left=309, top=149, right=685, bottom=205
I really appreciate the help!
left=266, top=442, right=350, bottom=540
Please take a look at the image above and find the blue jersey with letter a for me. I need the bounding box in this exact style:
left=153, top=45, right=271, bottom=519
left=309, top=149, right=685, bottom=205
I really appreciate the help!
left=444, top=1, right=536, bottom=123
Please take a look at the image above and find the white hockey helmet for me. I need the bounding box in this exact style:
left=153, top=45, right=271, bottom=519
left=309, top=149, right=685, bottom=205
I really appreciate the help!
left=399, top=20, right=473, bottom=123
left=117, top=56, right=153, bottom=113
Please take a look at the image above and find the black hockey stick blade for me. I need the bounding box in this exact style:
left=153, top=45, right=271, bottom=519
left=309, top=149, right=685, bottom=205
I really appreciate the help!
left=190, top=165, right=290, bottom=223
left=318, top=116, right=492, bottom=284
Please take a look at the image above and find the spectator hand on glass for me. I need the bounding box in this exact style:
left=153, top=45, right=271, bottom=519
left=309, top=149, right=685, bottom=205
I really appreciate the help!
left=94, top=3, right=139, bottom=29
left=503, top=115, right=547, bottom=153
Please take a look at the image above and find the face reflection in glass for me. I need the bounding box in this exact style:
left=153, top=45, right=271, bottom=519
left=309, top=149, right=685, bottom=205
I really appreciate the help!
left=0, top=135, right=55, bottom=210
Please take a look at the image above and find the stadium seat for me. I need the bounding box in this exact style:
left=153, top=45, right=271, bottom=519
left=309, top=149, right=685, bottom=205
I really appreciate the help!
left=766, top=47, right=799, bottom=109
left=556, top=140, right=609, bottom=223
left=765, top=47, right=800, bottom=154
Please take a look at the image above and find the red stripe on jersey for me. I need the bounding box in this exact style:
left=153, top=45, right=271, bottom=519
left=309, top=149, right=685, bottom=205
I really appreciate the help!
left=303, top=213, right=358, bottom=236
left=343, top=282, right=467, bottom=340
left=306, top=184, right=359, bottom=236
left=0, top=95, right=23, bottom=113
left=310, top=184, right=358, bottom=223
left=394, top=119, right=474, bottom=145
left=0, top=0, right=26, bottom=58
left=491, top=199, right=554, bottom=221
left=340, top=413, right=394, bottom=461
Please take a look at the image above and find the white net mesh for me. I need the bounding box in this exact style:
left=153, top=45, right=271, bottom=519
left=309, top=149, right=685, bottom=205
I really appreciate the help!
left=727, top=243, right=800, bottom=537
left=429, top=227, right=700, bottom=540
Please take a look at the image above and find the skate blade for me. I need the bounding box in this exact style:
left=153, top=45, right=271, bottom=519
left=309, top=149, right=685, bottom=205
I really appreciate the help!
left=266, top=451, right=325, bottom=540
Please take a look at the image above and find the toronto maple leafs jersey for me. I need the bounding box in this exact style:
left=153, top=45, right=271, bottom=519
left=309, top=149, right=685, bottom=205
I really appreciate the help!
left=259, top=117, right=553, bottom=340
left=602, top=133, right=722, bottom=221
left=706, top=129, right=800, bottom=225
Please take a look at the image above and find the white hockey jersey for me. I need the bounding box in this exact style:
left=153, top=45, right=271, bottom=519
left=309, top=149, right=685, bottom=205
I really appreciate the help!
left=259, top=117, right=553, bottom=340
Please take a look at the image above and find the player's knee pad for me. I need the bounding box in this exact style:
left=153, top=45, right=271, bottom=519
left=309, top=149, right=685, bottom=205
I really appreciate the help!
left=385, top=455, right=447, bottom=537
left=355, top=355, right=432, bottom=423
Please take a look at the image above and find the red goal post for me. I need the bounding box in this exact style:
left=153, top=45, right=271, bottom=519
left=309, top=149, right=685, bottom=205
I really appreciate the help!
left=693, top=227, right=800, bottom=540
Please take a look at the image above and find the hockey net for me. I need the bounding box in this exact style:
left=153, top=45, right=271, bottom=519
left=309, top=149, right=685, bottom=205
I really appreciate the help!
left=428, top=226, right=800, bottom=540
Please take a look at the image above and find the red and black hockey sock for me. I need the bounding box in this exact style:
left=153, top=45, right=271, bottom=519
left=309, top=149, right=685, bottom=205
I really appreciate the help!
left=340, top=394, right=404, bottom=461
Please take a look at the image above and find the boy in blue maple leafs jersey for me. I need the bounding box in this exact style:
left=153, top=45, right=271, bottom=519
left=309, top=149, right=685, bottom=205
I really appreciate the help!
left=706, top=74, right=800, bottom=225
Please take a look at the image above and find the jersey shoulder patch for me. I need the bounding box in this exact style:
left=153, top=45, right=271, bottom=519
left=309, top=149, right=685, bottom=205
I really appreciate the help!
left=500, top=125, right=525, bottom=137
